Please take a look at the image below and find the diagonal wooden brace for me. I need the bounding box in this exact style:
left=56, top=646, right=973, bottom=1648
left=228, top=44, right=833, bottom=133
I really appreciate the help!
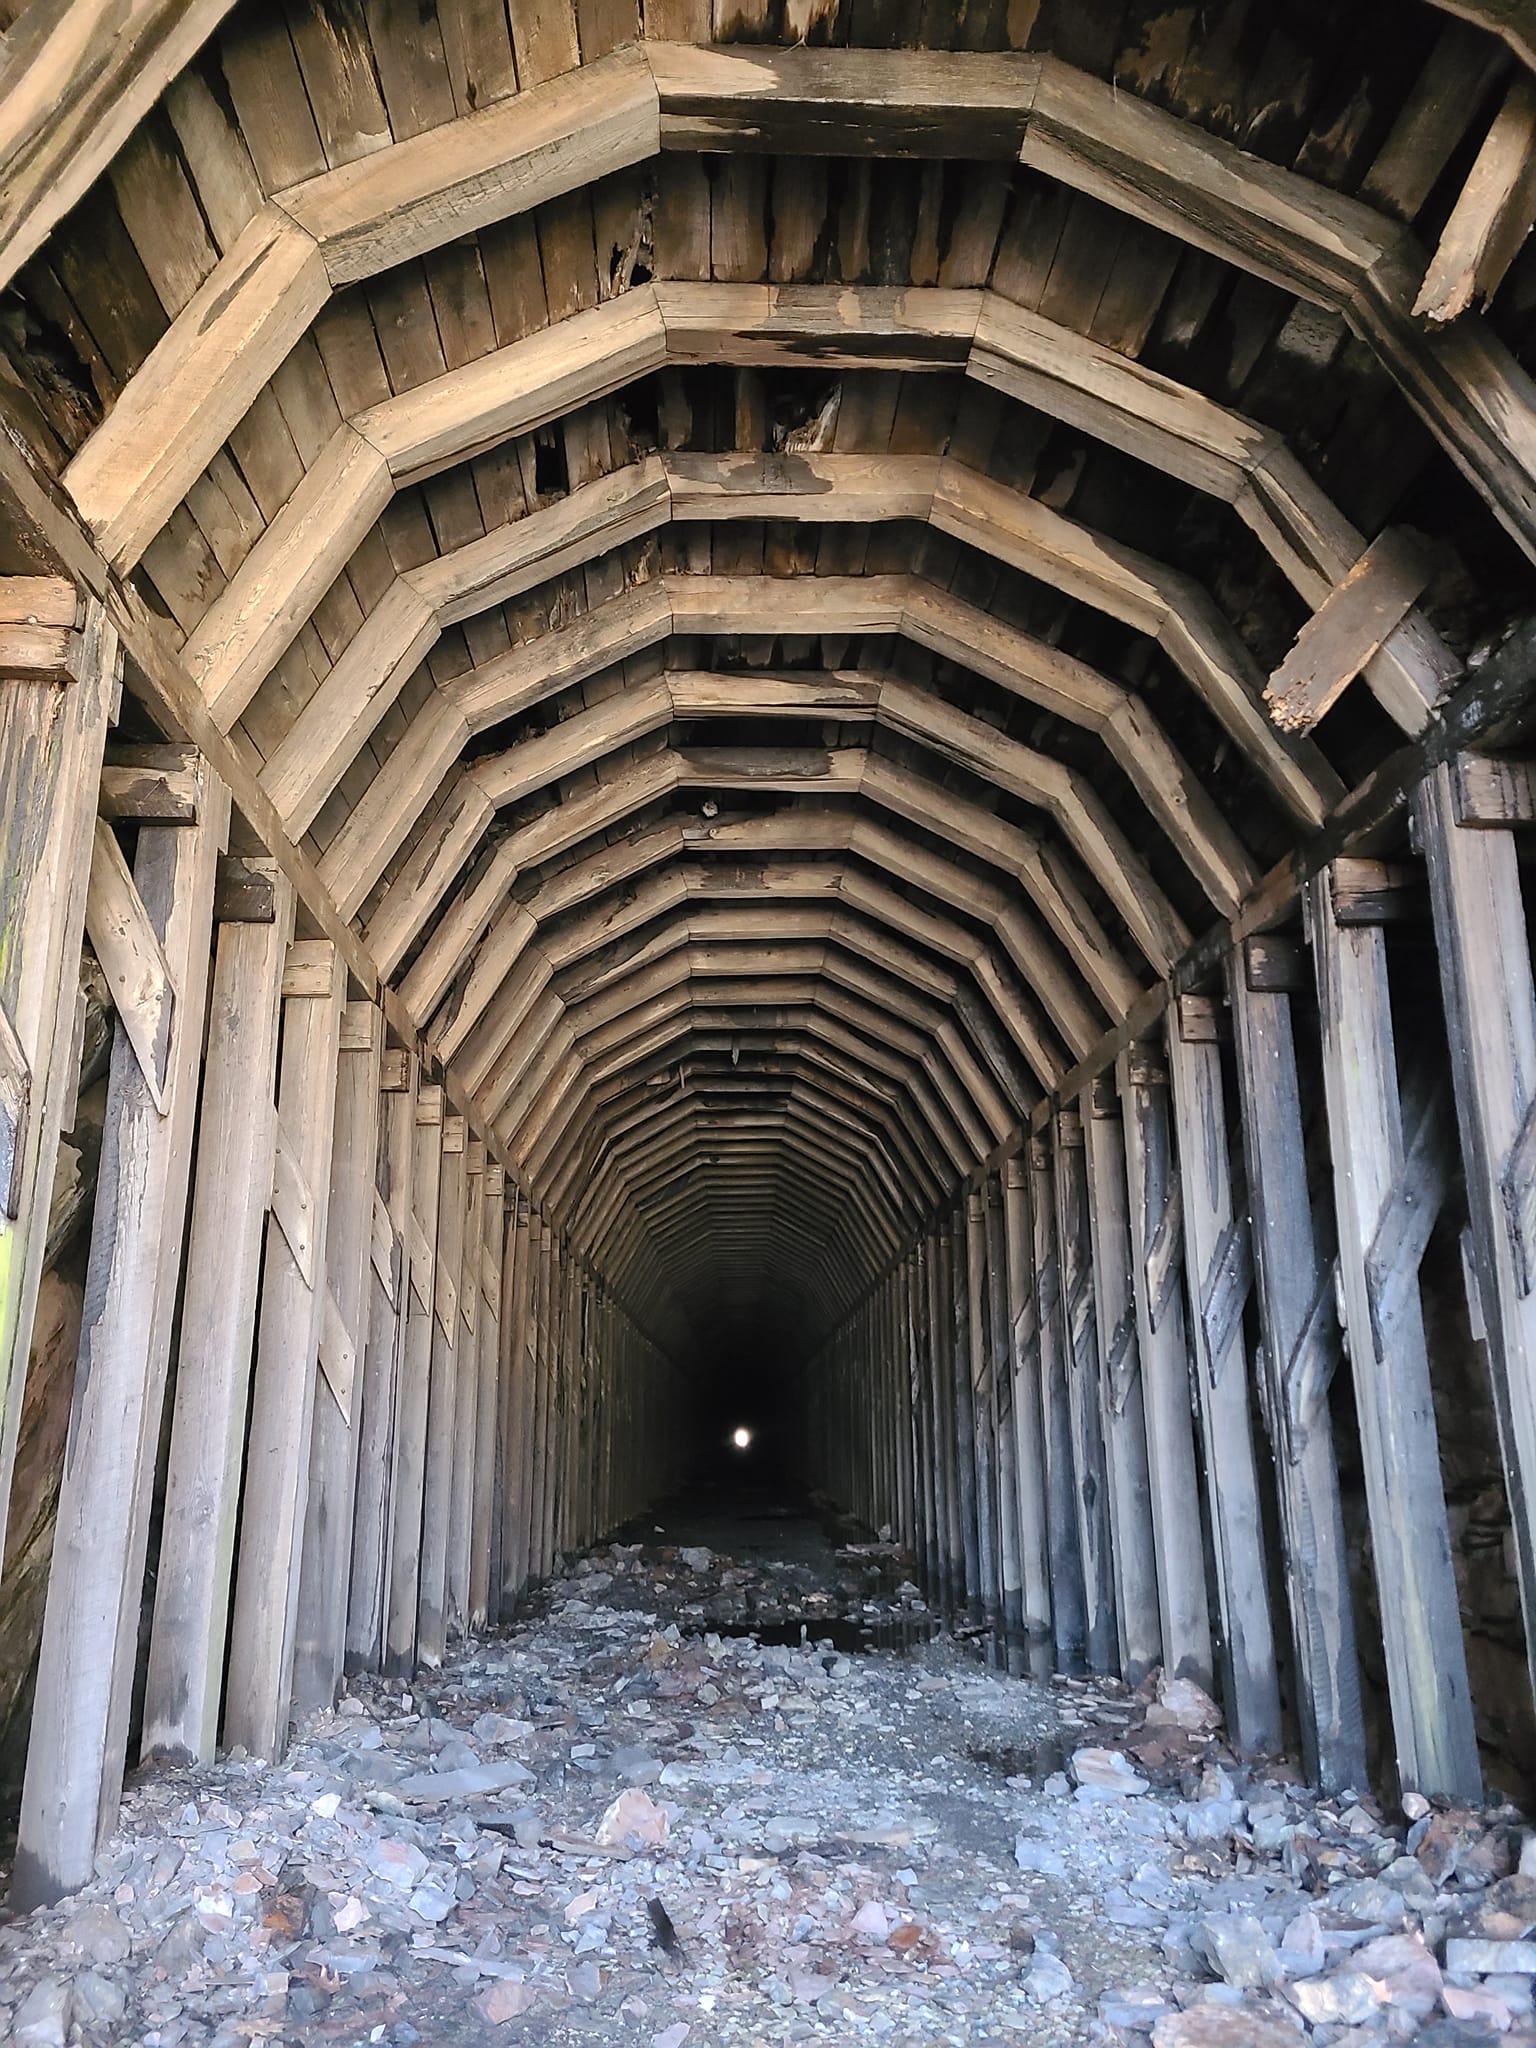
left=1365, top=1072, right=1454, bottom=1356
left=1200, top=1210, right=1253, bottom=1380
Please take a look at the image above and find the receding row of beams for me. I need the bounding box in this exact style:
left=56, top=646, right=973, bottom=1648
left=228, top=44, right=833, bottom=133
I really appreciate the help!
left=183, top=292, right=1450, bottom=790
left=55, top=43, right=1536, bottom=576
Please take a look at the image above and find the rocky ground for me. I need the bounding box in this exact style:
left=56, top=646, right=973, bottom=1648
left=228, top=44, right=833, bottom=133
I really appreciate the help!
left=1, top=1501, right=1534, bottom=2046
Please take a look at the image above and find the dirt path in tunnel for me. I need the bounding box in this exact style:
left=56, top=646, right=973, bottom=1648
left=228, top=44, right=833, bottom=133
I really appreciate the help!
left=0, top=1514, right=1530, bottom=2046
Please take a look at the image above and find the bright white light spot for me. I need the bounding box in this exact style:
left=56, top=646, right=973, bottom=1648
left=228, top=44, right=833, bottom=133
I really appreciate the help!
left=732, top=1427, right=752, bottom=1450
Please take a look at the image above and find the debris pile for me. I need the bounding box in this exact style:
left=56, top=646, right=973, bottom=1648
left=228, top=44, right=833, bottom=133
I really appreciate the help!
left=0, top=1529, right=1531, bottom=2045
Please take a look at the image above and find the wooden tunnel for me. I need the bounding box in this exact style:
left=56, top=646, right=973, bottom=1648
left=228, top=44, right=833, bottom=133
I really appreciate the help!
left=2, top=0, right=1536, bottom=1906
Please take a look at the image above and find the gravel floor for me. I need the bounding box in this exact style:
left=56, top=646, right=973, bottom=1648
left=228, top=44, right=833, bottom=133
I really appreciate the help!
left=0, top=1507, right=1531, bottom=2046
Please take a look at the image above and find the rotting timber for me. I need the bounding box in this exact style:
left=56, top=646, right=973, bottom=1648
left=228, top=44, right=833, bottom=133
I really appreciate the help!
left=0, top=0, right=1535, bottom=1925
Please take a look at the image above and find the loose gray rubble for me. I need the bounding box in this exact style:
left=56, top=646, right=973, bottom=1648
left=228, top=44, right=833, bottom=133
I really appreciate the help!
left=1, top=1532, right=1534, bottom=2046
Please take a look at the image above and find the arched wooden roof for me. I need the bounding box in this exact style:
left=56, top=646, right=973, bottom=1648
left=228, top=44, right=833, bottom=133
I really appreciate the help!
left=2, top=0, right=1533, bottom=1362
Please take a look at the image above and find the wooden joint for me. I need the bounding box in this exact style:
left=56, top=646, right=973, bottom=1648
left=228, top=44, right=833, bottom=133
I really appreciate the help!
left=1123, top=1045, right=1167, bottom=1089
left=338, top=1000, right=380, bottom=1053
left=1087, top=1072, right=1120, bottom=1118
left=1243, top=932, right=1308, bottom=992
left=1056, top=1107, right=1084, bottom=1148
left=1451, top=753, right=1536, bottom=828
left=213, top=853, right=278, bottom=923
left=1177, top=993, right=1227, bottom=1043
left=485, top=1164, right=505, bottom=1199
left=1329, top=856, right=1428, bottom=926
left=380, top=1047, right=413, bottom=1091
left=0, top=576, right=84, bottom=678
left=99, top=744, right=201, bottom=824
left=281, top=937, right=340, bottom=999
left=442, top=1113, right=466, bottom=1155
left=416, top=1084, right=444, bottom=1126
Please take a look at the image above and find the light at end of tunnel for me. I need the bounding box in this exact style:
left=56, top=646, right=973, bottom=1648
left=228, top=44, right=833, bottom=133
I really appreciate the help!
left=732, top=1426, right=753, bottom=1451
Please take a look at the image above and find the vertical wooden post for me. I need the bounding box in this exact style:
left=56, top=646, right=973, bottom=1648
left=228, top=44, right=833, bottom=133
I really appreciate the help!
left=346, top=1047, right=417, bottom=1671
left=1118, top=1045, right=1215, bottom=1692
left=417, top=1113, right=466, bottom=1667
left=446, top=1135, right=484, bottom=1639
left=293, top=999, right=383, bottom=1715
left=142, top=861, right=294, bottom=1763
left=498, top=1193, right=532, bottom=1608
left=1001, top=1156, right=1054, bottom=1675
left=224, top=939, right=346, bottom=1762
left=965, top=1190, right=1003, bottom=1639
left=0, top=588, right=117, bottom=1568
left=15, top=757, right=230, bottom=1907
left=1054, top=1109, right=1117, bottom=1673
left=1308, top=864, right=1481, bottom=1799
left=385, top=1084, right=442, bottom=1677
left=1417, top=758, right=1536, bottom=1729
left=982, top=1175, right=1026, bottom=1670
left=1229, top=950, right=1368, bottom=1792
left=1082, top=1076, right=1162, bottom=1687
left=1030, top=1131, right=1086, bottom=1672
left=470, top=1164, right=504, bottom=1629
left=528, top=1219, right=555, bottom=1580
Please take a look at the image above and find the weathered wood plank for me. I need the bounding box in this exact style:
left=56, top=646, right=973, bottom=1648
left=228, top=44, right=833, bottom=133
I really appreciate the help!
left=1117, top=1047, right=1214, bottom=1692
left=1307, top=861, right=1481, bottom=1799
left=346, top=1049, right=417, bottom=1671
left=1164, top=1000, right=1284, bottom=1757
left=1081, top=1077, right=1161, bottom=1687
left=141, top=862, right=292, bottom=1765
left=1415, top=73, right=1536, bottom=322
left=0, top=598, right=116, bottom=1574
left=1052, top=1110, right=1116, bottom=1673
left=1266, top=530, right=1440, bottom=735
left=417, top=1114, right=467, bottom=1667
left=294, top=1000, right=383, bottom=1716
left=1416, top=757, right=1536, bottom=1749
left=385, top=1085, right=443, bottom=1677
left=224, top=939, right=346, bottom=1763
left=14, top=761, right=230, bottom=1906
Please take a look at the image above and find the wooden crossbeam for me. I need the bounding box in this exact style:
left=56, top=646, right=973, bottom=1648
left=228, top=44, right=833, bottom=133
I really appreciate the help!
left=99, top=744, right=202, bottom=824
left=48, top=48, right=1536, bottom=582
left=1416, top=73, right=1536, bottom=322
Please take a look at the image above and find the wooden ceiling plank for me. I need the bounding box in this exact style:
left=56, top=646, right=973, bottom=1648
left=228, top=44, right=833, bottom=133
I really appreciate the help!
left=0, top=0, right=238, bottom=292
